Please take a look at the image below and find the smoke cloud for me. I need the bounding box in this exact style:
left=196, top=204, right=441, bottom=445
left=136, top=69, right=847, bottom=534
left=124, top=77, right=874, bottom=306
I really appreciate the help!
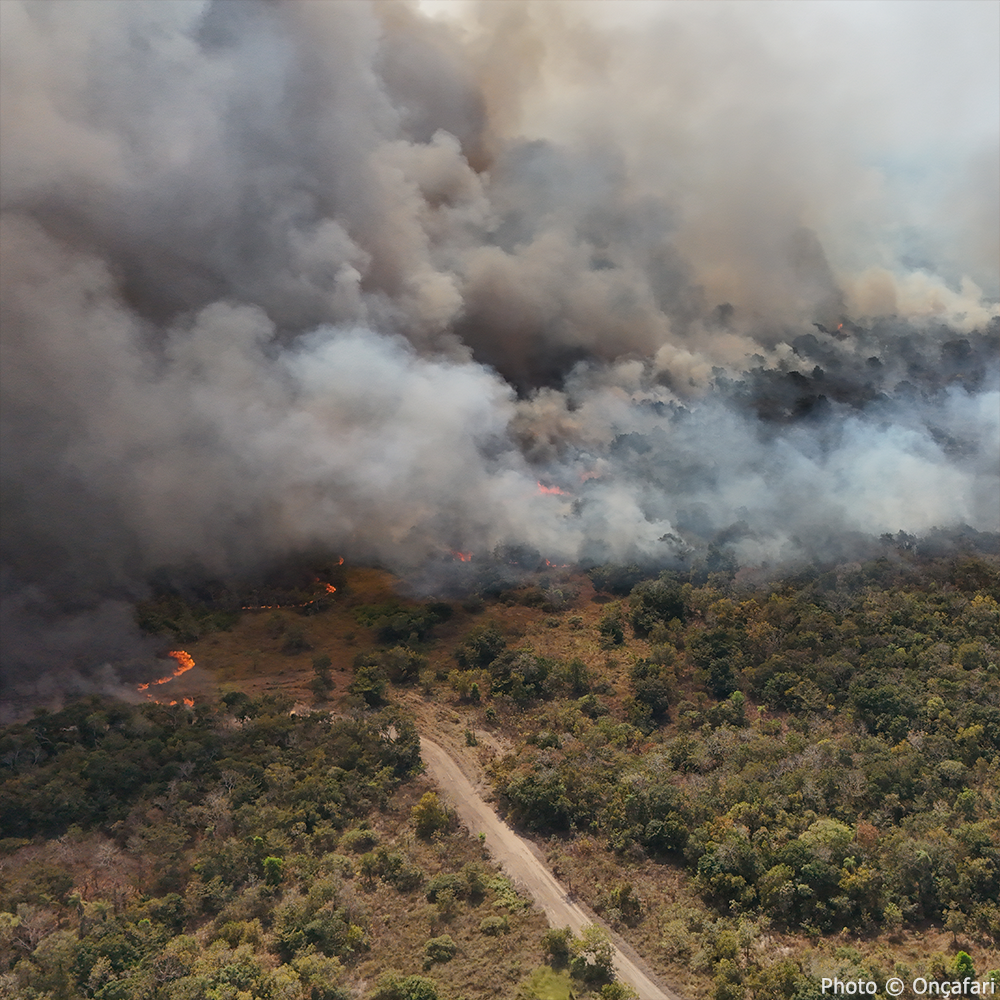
left=1, top=0, right=997, bottom=708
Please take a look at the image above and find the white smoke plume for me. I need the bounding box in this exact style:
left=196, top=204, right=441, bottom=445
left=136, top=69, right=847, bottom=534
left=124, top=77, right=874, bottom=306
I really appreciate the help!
left=1, top=0, right=997, bottom=702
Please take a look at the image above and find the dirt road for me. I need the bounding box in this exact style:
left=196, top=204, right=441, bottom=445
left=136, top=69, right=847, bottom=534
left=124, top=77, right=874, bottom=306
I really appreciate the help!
left=419, top=735, right=683, bottom=1000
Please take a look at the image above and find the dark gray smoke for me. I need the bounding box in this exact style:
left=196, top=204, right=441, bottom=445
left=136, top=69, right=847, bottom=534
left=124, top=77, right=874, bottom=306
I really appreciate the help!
left=1, top=0, right=997, bottom=710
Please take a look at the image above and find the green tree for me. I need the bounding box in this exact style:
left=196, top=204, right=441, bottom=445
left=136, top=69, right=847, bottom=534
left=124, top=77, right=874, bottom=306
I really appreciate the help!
left=411, top=792, right=449, bottom=839
left=542, top=926, right=574, bottom=966
left=598, top=604, right=625, bottom=647
left=423, top=934, right=457, bottom=968
left=570, top=924, right=615, bottom=984
left=372, top=973, right=440, bottom=1000
left=952, top=952, right=975, bottom=978
left=263, top=856, right=284, bottom=886
left=455, top=623, right=507, bottom=669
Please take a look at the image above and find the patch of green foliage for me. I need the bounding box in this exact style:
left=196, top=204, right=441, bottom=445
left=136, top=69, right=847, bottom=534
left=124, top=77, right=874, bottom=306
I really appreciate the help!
left=493, top=553, right=1000, bottom=938
left=0, top=694, right=428, bottom=999
left=135, top=595, right=240, bottom=640
left=353, top=601, right=452, bottom=646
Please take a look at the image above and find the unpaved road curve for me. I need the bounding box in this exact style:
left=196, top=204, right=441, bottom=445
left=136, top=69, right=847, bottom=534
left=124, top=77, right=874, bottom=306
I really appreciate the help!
left=419, top=735, right=683, bottom=1000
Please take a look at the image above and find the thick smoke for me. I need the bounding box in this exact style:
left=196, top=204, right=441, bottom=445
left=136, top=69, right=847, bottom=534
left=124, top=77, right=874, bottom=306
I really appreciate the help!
left=1, top=0, right=997, bottom=709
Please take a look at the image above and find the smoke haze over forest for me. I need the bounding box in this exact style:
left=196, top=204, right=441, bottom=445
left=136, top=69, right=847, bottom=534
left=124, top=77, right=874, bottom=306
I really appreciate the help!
left=1, top=0, right=998, bottom=707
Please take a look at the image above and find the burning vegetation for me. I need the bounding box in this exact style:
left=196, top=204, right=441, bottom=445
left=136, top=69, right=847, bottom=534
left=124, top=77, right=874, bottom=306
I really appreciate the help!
left=0, top=0, right=997, bottom=735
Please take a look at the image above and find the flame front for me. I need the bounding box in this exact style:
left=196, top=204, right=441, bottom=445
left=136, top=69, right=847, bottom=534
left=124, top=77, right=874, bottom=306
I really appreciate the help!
left=451, top=551, right=473, bottom=562
left=325, top=583, right=337, bottom=593
left=137, top=650, right=195, bottom=697
left=168, top=650, right=195, bottom=676
left=537, top=481, right=569, bottom=496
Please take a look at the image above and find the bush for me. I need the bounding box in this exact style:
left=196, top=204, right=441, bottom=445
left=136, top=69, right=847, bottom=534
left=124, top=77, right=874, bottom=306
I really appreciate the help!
left=354, top=602, right=452, bottom=646
left=282, top=626, right=312, bottom=654
left=372, top=973, right=440, bottom=1000
left=479, top=915, right=509, bottom=936
left=578, top=694, right=609, bottom=719
left=455, top=624, right=507, bottom=669
left=570, top=924, right=615, bottom=984
left=392, top=863, right=424, bottom=893
left=263, top=856, right=284, bottom=886
left=600, top=985, right=640, bottom=1000
left=542, top=926, right=574, bottom=966
left=380, top=646, right=427, bottom=684
left=412, top=793, right=450, bottom=839
left=588, top=564, right=650, bottom=595
left=598, top=604, right=625, bottom=647
left=423, top=934, right=457, bottom=967
left=348, top=657, right=387, bottom=707
left=425, top=872, right=465, bottom=902
left=629, top=577, right=685, bottom=636
left=630, top=658, right=673, bottom=722
left=339, top=828, right=379, bottom=853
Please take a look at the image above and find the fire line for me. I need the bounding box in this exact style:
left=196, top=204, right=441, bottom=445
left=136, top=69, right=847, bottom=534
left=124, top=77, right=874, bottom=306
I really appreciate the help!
left=537, top=481, right=569, bottom=496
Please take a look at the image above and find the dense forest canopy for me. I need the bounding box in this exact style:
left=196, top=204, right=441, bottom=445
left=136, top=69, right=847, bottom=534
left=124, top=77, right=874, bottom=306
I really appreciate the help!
left=2, top=549, right=998, bottom=999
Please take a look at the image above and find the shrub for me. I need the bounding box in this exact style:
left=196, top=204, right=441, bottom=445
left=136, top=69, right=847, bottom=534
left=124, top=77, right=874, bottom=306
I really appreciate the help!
left=598, top=604, right=625, bottom=646
left=630, top=658, right=673, bottom=721
left=629, top=577, right=685, bottom=636
left=348, top=657, right=387, bottom=707
left=600, top=985, right=640, bottom=1000
left=455, top=624, right=507, bottom=669
left=425, top=873, right=465, bottom=902
left=479, top=915, right=509, bottom=936
left=578, top=693, right=609, bottom=719
left=263, top=856, right=284, bottom=886
left=339, top=828, right=379, bottom=854
left=391, top=863, right=424, bottom=893
left=588, top=564, right=649, bottom=594
left=372, top=973, right=440, bottom=1000
left=423, top=934, right=457, bottom=967
left=380, top=646, right=427, bottom=684
left=282, top=626, right=312, bottom=654
left=542, top=926, right=574, bottom=966
left=411, top=792, right=450, bottom=839
left=570, top=924, right=615, bottom=984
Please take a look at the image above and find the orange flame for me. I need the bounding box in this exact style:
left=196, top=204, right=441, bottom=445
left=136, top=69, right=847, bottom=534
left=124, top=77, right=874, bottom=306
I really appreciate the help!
left=537, top=481, right=569, bottom=496
left=325, top=583, right=337, bottom=593
left=451, top=551, right=473, bottom=562
left=167, top=650, right=195, bottom=676
left=337, top=557, right=344, bottom=565
left=183, top=698, right=195, bottom=707
left=136, top=650, right=195, bottom=695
